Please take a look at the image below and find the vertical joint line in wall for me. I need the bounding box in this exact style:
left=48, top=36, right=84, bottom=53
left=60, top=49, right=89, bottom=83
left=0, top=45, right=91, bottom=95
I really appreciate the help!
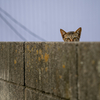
left=76, top=43, right=78, bottom=100
left=23, top=42, right=25, bottom=86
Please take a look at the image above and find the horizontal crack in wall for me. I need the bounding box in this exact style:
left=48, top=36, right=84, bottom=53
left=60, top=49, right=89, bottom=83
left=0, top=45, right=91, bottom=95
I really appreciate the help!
left=0, top=79, right=69, bottom=100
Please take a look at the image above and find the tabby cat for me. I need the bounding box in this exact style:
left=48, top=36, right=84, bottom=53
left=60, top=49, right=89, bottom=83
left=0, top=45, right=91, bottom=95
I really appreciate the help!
left=60, top=27, right=82, bottom=42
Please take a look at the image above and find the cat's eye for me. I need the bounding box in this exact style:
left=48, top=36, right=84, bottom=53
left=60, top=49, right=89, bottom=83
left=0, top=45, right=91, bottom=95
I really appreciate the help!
left=73, top=38, right=79, bottom=41
left=65, top=38, right=70, bottom=42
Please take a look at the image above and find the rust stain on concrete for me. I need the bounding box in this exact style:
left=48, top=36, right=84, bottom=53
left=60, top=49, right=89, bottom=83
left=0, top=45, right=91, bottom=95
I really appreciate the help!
left=44, top=53, right=49, bottom=62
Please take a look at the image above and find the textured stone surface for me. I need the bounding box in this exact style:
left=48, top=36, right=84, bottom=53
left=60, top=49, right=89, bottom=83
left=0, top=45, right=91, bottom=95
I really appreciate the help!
left=0, top=80, right=24, bottom=100
left=25, top=88, right=39, bottom=100
left=0, top=42, right=24, bottom=85
left=1, top=42, right=100, bottom=100
left=25, top=88, right=64, bottom=100
left=0, top=42, right=9, bottom=80
left=78, top=42, right=100, bottom=100
left=25, top=42, right=77, bottom=99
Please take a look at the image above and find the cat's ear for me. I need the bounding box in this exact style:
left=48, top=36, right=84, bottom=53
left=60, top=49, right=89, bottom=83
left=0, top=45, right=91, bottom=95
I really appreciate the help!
left=60, top=29, right=67, bottom=39
left=75, top=27, right=82, bottom=38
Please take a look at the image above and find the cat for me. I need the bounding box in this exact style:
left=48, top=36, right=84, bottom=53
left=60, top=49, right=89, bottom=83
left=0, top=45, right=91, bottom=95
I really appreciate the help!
left=60, top=27, right=82, bottom=42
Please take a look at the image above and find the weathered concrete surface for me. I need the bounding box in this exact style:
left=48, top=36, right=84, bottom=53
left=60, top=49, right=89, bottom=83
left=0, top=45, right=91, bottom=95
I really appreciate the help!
left=0, top=42, right=9, bottom=80
left=0, top=80, right=24, bottom=100
left=25, top=42, right=77, bottom=100
left=1, top=42, right=100, bottom=100
left=0, top=42, right=24, bottom=85
left=25, top=88, right=39, bottom=100
left=25, top=88, right=64, bottom=100
left=78, top=43, right=100, bottom=100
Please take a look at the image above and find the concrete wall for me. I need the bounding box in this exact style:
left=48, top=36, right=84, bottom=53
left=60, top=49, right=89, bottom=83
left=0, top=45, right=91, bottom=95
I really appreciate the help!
left=0, top=42, right=100, bottom=100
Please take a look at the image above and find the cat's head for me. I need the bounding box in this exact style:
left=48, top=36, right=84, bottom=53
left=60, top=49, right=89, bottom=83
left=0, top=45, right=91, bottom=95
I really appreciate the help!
left=60, top=27, right=82, bottom=42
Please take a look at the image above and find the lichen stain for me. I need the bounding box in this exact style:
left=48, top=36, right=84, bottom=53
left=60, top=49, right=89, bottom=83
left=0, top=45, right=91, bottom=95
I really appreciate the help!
left=34, top=45, right=36, bottom=48
left=27, top=45, right=29, bottom=50
left=44, top=53, right=49, bottom=62
left=39, top=49, right=42, bottom=54
left=36, top=50, right=38, bottom=54
left=27, top=61, right=29, bottom=64
left=29, top=50, right=31, bottom=53
left=45, top=44, right=48, bottom=51
left=14, top=60, right=17, bottom=64
left=62, top=65, right=65, bottom=68
left=57, top=47, right=60, bottom=51
left=45, top=67, right=48, bottom=72
left=18, top=51, right=21, bottom=54
left=59, top=75, right=62, bottom=79
left=41, top=54, right=44, bottom=60
left=31, top=47, right=34, bottom=51
left=15, top=50, right=17, bottom=53
left=38, top=57, right=41, bottom=61
left=92, top=60, right=95, bottom=64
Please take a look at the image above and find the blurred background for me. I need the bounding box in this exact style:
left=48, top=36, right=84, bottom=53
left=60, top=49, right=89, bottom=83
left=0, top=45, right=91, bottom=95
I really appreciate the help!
left=0, top=0, right=100, bottom=42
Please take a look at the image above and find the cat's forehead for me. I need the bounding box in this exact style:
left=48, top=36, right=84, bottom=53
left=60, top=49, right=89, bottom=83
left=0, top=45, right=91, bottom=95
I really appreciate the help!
left=64, top=31, right=79, bottom=38
left=64, top=31, right=74, bottom=37
left=67, top=31, right=74, bottom=35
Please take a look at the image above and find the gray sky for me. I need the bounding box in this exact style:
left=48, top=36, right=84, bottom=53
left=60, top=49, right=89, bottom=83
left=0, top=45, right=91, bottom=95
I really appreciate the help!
left=0, top=0, right=100, bottom=41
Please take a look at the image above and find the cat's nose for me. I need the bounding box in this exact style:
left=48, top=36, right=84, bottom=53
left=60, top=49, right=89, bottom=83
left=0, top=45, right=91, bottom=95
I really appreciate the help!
left=70, top=39, right=73, bottom=41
